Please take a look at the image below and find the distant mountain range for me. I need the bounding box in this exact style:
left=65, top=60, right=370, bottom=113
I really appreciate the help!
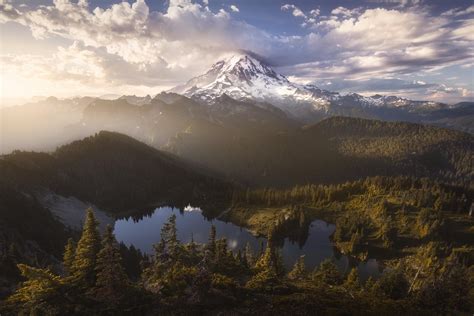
left=169, top=53, right=469, bottom=124
left=1, top=54, right=472, bottom=155
left=104, top=53, right=472, bottom=132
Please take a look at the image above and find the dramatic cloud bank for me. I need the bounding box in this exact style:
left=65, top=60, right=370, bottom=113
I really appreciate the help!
left=0, top=0, right=472, bottom=102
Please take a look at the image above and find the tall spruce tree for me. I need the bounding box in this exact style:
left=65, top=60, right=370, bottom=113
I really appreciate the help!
left=288, top=255, right=306, bottom=280
left=161, top=214, right=180, bottom=259
left=207, top=225, right=217, bottom=256
left=6, top=264, right=64, bottom=315
left=243, top=242, right=255, bottom=267
left=313, top=259, right=343, bottom=286
left=255, top=228, right=276, bottom=272
left=247, top=228, right=281, bottom=289
left=344, top=267, right=360, bottom=291
left=93, top=225, right=130, bottom=304
left=72, top=208, right=101, bottom=287
left=63, top=238, right=76, bottom=276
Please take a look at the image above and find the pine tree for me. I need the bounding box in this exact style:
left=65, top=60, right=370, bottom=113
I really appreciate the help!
left=249, top=228, right=282, bottom=289
left=255, top=227, right=285, bottom=276
left=364, top=276, right=376, bottom=294
left=244, top=242, right=254, bottom=267
left=344, top=267, right=360, bottom=290
left=185, top=233, right=199, bottom=264
left=255, top=230, right=275, bottom=272
left=93, top=225, right=130, bottom=304
left=274, top=249, right=285, bottom=277
left=207, top=225, right=217, bottom=256
left=6, top=264, right=64, bottom=315
left=288, top=255, right=306, bottom=280
left=63, top=238, right=76, bottom=276
left=215, top=238, right=228, bottom=263
left=143, top=214, right=181, bottom=293
left=312, top=259, right=342, bottom=286
left=72, top=208, right=101, bottom=287
left=161, top=214, right=180, bottom=259
left=374, top=267, right=409, bottom=299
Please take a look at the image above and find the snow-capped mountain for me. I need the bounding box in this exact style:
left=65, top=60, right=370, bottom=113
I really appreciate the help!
left=170, top=54, right=334, bottom=117
left=170, top=53, right=447, bottom=121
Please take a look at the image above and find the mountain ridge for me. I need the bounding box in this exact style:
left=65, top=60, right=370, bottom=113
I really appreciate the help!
left=169, top=53, right=452, bottom=122
left=0, top=131, right=231, bottom=212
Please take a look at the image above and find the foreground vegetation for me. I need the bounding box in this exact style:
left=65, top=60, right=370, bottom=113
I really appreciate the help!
left=1, top=208, right=472, bottom=315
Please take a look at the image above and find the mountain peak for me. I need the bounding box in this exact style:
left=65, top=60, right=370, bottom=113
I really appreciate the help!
left=169, top=54, right=445, bottom=121
left=170, top=52, right=294, bottom=104
left=212, top=53, right=282, bottom=81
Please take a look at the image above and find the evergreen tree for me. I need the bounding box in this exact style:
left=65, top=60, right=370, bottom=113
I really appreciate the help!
left=255, top=229, right=275, bottom=272
left=6, top=264, right=65, bottom=315
left=142, top=214, right=182, bottom=293
left=248, top=228, right=281, bottom=289
left=312, top=259, right=342, bottom=286
left=288, top=255, right=306, bottom=280
left=274, top=249, right=285, bottom=277
left=161, top=214, right=180, bottom=259
left=215, top=238, right=228, bottom=263
left=71, top=208, right=101, bottom=287
left=344, top=268, right=360, bottom=291
left=364, top=276, right=377, bottom=294
left=207, top=225, right=217, bottom=256
left=375, top=267, right=409, bottom=300
left=63, top=238, right=76, bottom=276
left=93, top=225, right=130, bottom=304
left=244, top=242, right=254, bottom=267
left=185, top=233, right=200, bottom=264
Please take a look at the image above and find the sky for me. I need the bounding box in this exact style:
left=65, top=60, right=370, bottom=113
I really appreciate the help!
left=0, top=0, right=473, bottom=104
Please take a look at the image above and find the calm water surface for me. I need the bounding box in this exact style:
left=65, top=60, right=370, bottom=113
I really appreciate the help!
left=114, top=206, right=380, bottom=278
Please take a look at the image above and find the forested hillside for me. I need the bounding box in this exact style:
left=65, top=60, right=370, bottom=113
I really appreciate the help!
left=0, top=131, right=231, bottom=212
left=167, top=116, right=473, bottom=187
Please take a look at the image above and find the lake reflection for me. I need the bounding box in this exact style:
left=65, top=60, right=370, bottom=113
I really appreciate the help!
left=114, top=206, right=380, bottom=278
left=114, top=206, right=264, bottom=254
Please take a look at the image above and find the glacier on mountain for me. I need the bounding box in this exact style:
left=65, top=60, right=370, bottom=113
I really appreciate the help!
left=170, top=53, right=446, bottom=120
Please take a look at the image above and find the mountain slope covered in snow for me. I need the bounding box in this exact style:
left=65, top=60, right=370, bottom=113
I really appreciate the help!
left=171, top=53, right=450, bottom=122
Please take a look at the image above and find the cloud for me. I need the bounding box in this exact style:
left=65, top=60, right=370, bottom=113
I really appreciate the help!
left=331, top=7, right=360, bottom=18
left=278, top=6, right=473, bottom=82
left=281, top=4, right=306, bottom=18
left=441, top=5, right=474, bottom=17
left=281, top=4, right=324, bottom=27
left=230, top=5, right=239, bottom=13
left=312, top=77, right=473, bottom=103
left=309, top=9, right=320, bottom=17
left=0, top=41, right=180, bottom=86
left=365, top=0, right=423, bottom=7
left=0, top=0, right=20, bottom=21
left=0, top=0, right=274, bottom=86
left=0, top=0, right=472, bottom=102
